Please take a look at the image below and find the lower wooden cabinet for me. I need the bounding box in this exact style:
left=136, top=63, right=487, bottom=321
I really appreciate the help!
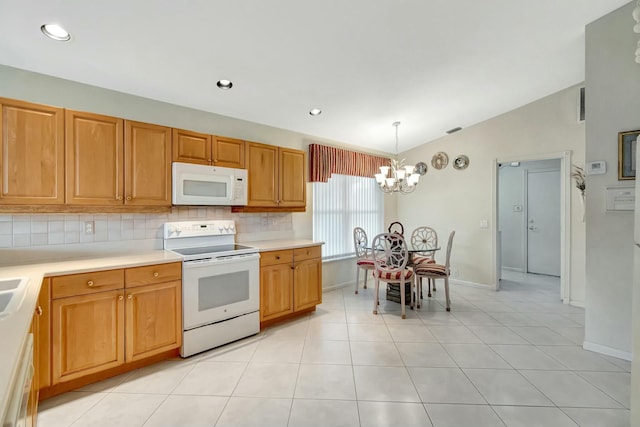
left=42, top=262, right=182, bottom=389
left=259, top=245, right=322, bottom=326
left=125, top=280, right=181, bottom=362
left=52, top=289, right=126, bottom=383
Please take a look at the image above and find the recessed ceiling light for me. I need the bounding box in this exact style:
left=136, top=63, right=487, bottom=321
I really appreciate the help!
left=41, top=24, right=71, bottom=41
left=309, top=108, right=322, bottom=116
left=216, top=80, right=233, bottom=90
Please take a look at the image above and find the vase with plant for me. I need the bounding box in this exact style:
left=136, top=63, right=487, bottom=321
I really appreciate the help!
left=572, top=165, right=586, bottom=222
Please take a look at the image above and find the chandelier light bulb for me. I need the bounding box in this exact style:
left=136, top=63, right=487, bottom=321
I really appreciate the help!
left=634, top=22, right=640, bottom=33
left=633, top=2, right=640, bottom=22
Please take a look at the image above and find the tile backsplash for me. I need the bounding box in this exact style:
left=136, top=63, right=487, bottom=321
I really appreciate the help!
left=0, top=207, right=293, bottom=248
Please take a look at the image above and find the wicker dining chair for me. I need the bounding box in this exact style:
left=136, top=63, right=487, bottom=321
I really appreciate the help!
left=353, top=227, right=375, bottom=294
left=413, top=230, right=455, bottom=311
left=371, top=232, right=415, bottom=319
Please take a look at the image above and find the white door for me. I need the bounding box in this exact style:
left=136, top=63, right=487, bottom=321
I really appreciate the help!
left=527, top=169, right=561, bottom=276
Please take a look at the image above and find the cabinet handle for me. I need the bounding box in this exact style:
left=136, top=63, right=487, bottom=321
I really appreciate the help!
left=126, top=196, right=132, bottom=201
left=118, top=295, right=123, bottom=301
left=87, top=280, right=94, bottom=287
left=275, top=256, right=280, bottom=260
left=127, top=294, right=132, bottom=300
left=213, top=159, right=218, bottom=163
left=116, top=195, right=123, bottom=201
left=35, top=306, right=43, bottom=316
left=153, top=272, right=159, bottom=278
left=208, top=159, right=212, bottom=162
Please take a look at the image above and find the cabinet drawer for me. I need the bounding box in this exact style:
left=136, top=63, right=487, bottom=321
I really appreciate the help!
left=293, top=245, right=322, bottom=262
left=260, top=249, right=293, bottom=267
left=52, top=269, right=124, bottom=299
left=125, top=262, right=182, bottom=288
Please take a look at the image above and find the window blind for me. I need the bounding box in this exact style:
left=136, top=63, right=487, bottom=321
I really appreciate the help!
left=313, top=174, right=384, bottom=259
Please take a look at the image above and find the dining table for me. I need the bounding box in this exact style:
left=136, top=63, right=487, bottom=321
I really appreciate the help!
left=365, top=244, right=441, bottom=305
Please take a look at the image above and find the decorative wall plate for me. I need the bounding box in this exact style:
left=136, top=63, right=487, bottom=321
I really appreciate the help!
left=431, top=152, right=449, bottom=170
left=453, top=155, right=469, bottom=170
left=414, top=161, right=428, bottom=176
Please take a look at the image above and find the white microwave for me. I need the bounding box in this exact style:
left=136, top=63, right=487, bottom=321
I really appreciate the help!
left=172, top=162, right=248, bottom=206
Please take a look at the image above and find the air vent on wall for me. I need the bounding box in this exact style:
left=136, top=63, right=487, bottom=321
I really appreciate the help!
left=446, top=127, right=462, bottom=134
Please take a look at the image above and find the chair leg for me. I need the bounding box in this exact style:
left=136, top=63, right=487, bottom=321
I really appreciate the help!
left=364, top=269, right=368, bottom=289
left=355, top=266, right=360, bottom=294
left=432, top=279, right=436, bottom=292
left=399, top=279, right=406, bottom=319
left=416, top=277, right=422, bottom=309
left=444, top=277, right=451, bottom=312
left=427, top=278, right=432, bottom=298
left=373, top=278, right=380, bottom=315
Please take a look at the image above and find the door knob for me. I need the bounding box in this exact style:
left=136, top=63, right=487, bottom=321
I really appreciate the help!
left=528, top=225, right=537, bottom=230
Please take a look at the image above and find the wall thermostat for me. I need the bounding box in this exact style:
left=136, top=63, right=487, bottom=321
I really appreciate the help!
left=586, top=161, right=606, bottom=175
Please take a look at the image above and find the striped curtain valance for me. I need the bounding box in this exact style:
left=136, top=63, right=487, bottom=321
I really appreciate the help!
left=309, top=143, right=390, bottom=182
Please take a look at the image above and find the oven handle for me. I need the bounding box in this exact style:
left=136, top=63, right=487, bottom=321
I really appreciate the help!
left=183, top=252, right=260, bottom=267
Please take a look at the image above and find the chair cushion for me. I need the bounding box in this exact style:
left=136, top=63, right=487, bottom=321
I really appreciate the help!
left=414, top=264, right=448, bottom=277
left=357, top=258, right=375, bottom=267
left=412, top=256, right=435, bottom=265
left=374, top=269, right=414, bottom=281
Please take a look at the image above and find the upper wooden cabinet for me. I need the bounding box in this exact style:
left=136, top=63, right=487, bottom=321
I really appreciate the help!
left=173, top=129, right=244, bottom=169
left=244, top=142, right=306, bottom=210
left=279, top=147, right=306, bottom=208
left=125, top=121, right=172, bottom=206
left=65, top=111, right=171, bottom=207
left=246, top=141, right=278, bottom=207
left=65, top=110, right=124, bottom=205
left=0, top=98, right=65, bottom=205
left=213, top=136, right=244, bottom=168
left=172, top=128, right=211, bottom=165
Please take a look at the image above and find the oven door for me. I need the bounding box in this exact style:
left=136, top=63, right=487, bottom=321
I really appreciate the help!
left=182, top=253, right=260, bottom=330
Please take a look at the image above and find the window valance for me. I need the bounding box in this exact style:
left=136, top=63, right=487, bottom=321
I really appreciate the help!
left=309, top=143, right=390, bottom=183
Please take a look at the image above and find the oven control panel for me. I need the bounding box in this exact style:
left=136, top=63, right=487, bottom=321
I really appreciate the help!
left=164, top=220, right=236, bottom=239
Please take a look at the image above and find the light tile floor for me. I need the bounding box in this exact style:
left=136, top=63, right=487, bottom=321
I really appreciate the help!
left=38, top=271, right=631, bottom=427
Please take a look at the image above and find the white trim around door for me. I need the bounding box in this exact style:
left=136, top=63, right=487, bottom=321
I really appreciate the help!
left=492, top=151, right=572, bottom=303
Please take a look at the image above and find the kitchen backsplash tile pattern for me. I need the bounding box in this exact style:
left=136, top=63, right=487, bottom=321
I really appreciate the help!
left=0, top=207, right=292, bottom=248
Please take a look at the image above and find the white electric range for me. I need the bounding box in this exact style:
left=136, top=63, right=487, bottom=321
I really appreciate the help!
left=163, top=220, right=260, bottom=357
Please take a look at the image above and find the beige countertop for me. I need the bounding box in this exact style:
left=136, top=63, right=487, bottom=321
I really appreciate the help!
left=244, top=239, right=323, bottom=251
left=0, top=238, right=322, bottom=421
left=0, top=250, right=182, bottom=424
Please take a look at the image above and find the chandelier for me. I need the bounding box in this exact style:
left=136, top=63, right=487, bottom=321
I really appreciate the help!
left=375, top=122, right=420, bottom=194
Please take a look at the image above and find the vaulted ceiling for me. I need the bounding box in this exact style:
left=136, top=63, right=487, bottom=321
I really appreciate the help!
left=0, top=0, right=630, bottom=152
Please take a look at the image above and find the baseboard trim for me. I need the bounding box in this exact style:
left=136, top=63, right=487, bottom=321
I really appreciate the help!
left=569, top=300, right=585, bottom=308
left=450, top=278, right=492, bottom=289
left=323, top=281, right=352, bottom=292
left=583, top=341, right=632, bottom=361
left=502, top=267, right=524, bottom=272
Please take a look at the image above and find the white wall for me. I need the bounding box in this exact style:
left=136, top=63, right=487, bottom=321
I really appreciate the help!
left=0, top=64, right=396, bottom=288
left=499, top=159, right=561, bottom=272
left=398, top=85, right=586, bottom=304
left=584, top=1, right=640, bottom=359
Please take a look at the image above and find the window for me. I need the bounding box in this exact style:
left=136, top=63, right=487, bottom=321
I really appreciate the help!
left=313, top=174, right=384, bottom=259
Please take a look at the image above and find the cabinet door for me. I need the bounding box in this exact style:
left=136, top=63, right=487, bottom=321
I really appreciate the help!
left=246, top=141, right=278, bottom=207
left=52, top=290, right=125, bottom=384
left=260, top=263, right=294, bottom=321
left=37, top=278, right=51, bottom=391
left=278, top=147, right=306, bottom=208
left=65, top=110, right=124, bottom=205
left=125, top=280, right=181, bottom=362
left=0, top=98, right=65, bottom=204
left=125, top=121, right=172, bottom=206
left=293, top=258, right=322, bottom=311
left=213, top=136, right=244, bottom=168
left=27, top=310, right=38, bottom=427
left=172, top=128, right=211, bottom=165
